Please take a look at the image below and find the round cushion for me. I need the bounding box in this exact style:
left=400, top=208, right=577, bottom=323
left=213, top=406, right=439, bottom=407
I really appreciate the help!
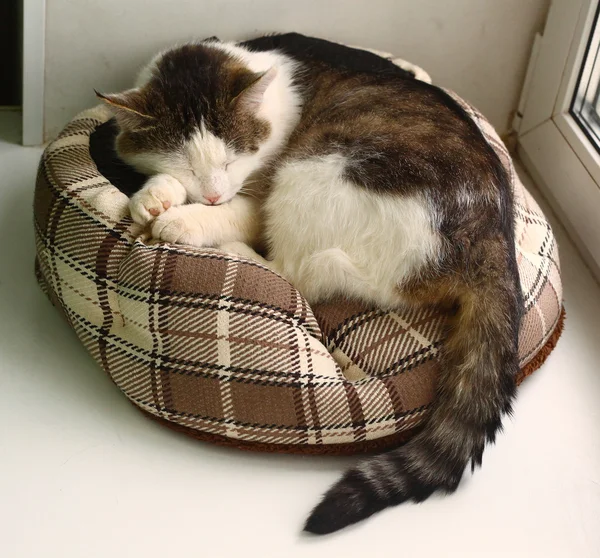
left=33, top=80, right=563, bottom=456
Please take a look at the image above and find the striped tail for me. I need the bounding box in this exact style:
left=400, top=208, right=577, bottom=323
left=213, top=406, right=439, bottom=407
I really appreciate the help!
left=304, top=255, right=522, bottom=534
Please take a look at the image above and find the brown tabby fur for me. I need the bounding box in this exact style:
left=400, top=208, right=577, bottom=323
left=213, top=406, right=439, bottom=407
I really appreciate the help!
left=267, top=58, right=523, bottom=533
left=98, top=44, right=272, bottom=162
left=98, top=35, right=523, bottom=535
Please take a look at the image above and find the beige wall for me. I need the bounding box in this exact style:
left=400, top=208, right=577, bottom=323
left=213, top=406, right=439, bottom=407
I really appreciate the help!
left=44, top=0, right=550, bottom=139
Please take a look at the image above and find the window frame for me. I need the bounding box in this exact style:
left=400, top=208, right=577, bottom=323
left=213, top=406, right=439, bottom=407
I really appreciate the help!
left=22, top=0, right=46, bottom=146
left=517, top=0, right=600, bottom=278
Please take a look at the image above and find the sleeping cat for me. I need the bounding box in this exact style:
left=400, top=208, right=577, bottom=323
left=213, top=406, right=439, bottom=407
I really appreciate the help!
left=97, top=35, right=523, bottom=535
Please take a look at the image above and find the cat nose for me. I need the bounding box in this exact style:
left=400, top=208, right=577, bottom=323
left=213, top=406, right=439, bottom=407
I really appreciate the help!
left=205, top=195, right=221, bottom=205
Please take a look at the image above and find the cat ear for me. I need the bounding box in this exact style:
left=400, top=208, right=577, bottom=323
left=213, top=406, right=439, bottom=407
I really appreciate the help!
left=95, top=89, right=154, bottom=129
left=231, top=67, right=277, bottom=112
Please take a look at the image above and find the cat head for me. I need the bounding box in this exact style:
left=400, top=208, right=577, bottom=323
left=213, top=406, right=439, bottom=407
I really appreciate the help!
left=96, top=43, right=278, bottom=205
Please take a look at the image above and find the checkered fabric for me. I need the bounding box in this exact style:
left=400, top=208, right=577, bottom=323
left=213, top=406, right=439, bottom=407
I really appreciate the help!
left=34, top=89, right=562, bottom=449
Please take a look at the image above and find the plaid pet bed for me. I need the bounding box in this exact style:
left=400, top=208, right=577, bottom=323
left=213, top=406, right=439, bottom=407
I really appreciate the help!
left=33, top=86, right=563, bottom=452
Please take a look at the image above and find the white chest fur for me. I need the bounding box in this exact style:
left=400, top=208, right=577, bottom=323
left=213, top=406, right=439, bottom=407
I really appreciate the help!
left=264, top=154, right=441, bottom=307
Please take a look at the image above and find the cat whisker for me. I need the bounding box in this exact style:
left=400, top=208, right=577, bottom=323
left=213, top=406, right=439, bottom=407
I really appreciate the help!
left=239, top=188, right=260, bottom=200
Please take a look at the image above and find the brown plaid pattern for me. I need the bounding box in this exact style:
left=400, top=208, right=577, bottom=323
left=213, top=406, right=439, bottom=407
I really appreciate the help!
left=34, top=91, right=562, bottom=447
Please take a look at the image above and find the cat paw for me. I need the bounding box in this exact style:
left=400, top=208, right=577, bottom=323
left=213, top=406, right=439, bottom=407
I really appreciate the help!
left=151, top=207, right=202, bottom=246
left=129, top=174, right=187, bottom=225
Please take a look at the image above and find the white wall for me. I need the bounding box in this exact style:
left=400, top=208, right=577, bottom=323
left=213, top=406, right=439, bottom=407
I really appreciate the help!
left=44, top=0, right=550, bottom=140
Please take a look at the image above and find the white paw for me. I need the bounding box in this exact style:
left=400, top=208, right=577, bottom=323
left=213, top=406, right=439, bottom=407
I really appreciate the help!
left=151, top=206, right=203, bottom=246
left=129, top=174, right=187, bottom=225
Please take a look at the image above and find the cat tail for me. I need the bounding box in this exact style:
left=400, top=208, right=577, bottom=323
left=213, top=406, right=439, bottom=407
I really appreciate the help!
left=304, top=250, right=522, bottom=534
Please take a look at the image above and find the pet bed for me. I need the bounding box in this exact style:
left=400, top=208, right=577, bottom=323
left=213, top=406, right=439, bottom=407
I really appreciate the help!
left=34, top=42, right=563, bottom=455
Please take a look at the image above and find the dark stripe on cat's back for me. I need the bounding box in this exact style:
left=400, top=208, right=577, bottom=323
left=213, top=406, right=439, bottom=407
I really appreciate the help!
left=288, top=69, right=504, bottom=193
left=277, top=62, right=514, bottom=253
left=240, top=32, right=416, bottom=79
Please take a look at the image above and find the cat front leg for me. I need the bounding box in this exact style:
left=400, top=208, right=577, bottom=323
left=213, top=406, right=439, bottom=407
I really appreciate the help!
left=129, top=174, right=188, bottom=225
left=218, top=241, right=286, bottom=276
left=151, top=194, right=260, bottom=248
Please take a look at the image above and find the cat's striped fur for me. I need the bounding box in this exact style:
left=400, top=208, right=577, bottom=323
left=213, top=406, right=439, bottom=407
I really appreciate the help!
left=97, top=34, right=523, bottom=534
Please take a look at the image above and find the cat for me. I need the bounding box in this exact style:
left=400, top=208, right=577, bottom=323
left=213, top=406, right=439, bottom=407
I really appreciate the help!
left=96, top=34, right=523, bottom=535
